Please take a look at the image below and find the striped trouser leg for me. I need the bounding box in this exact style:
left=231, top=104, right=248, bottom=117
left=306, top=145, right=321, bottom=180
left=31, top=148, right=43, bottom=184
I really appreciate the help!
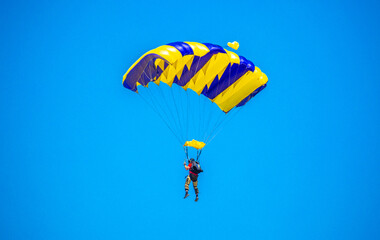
left=185, top=176, right=191, bottom=191
left=193, top=180, right=199, bottom=195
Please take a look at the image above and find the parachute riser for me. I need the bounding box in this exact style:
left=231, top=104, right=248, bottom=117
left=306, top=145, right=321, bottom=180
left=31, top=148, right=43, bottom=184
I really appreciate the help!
left=184, top=146, right=189, bottom=160
left=184, top=146, right=202, bottom=162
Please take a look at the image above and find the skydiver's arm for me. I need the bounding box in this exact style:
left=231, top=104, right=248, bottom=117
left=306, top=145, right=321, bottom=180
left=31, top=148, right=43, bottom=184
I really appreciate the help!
left=183, top=161, right=190, bottom=170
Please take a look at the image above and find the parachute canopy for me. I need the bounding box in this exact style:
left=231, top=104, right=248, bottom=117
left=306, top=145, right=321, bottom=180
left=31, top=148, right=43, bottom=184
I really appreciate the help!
left=123, top=41, right=267, bottom=113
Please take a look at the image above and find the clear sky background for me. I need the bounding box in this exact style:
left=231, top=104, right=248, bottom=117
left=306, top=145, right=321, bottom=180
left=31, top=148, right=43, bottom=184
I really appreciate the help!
left=1, top=0, right=379, bottom=239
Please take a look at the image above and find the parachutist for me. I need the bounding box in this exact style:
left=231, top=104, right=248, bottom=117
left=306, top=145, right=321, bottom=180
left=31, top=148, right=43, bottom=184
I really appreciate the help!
left=184, top=158, right=203, bottom=202
left=122, top=43, right=268, bottom=201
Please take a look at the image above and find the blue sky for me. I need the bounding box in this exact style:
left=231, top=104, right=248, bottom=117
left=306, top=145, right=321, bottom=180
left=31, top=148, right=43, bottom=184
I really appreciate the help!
left=1, top=0, right=379, bottom=239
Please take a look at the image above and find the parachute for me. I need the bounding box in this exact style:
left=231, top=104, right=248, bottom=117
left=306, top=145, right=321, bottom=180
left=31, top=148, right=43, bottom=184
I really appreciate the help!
left=123, top=41, right=267, bottom=159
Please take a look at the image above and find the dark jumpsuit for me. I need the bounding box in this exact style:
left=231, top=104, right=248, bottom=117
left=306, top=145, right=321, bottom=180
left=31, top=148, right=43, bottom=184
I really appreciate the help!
left=185, top=163, right=199, bottom=195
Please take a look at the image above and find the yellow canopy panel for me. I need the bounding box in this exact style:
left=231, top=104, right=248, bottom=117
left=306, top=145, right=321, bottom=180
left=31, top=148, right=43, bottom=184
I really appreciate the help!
left=183, top=139, right=206, bottom=150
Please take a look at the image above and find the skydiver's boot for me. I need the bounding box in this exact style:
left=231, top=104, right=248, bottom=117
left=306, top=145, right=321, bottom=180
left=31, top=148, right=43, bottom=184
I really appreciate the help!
left=195, top=195, right=199, bottom=202
left=184, top=191, right=189, bottom=199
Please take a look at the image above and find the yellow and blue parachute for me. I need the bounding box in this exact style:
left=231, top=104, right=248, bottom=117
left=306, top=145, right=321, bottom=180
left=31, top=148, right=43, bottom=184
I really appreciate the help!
left=123, top=42, right=267, bottom=113
left=123, top=41, right=267, bottom=157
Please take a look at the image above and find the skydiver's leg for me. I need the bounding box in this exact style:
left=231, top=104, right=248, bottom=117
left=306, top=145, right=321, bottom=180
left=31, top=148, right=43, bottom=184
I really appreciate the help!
left=190, top=174, right=199, bottom=201
left=184, top=175, right=190, bottom=199
left=193, top=180, right=199, bottom=195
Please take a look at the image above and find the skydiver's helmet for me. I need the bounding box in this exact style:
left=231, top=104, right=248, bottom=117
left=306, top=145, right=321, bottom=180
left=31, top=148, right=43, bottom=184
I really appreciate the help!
left=188, top=158, right=195, bottom=164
